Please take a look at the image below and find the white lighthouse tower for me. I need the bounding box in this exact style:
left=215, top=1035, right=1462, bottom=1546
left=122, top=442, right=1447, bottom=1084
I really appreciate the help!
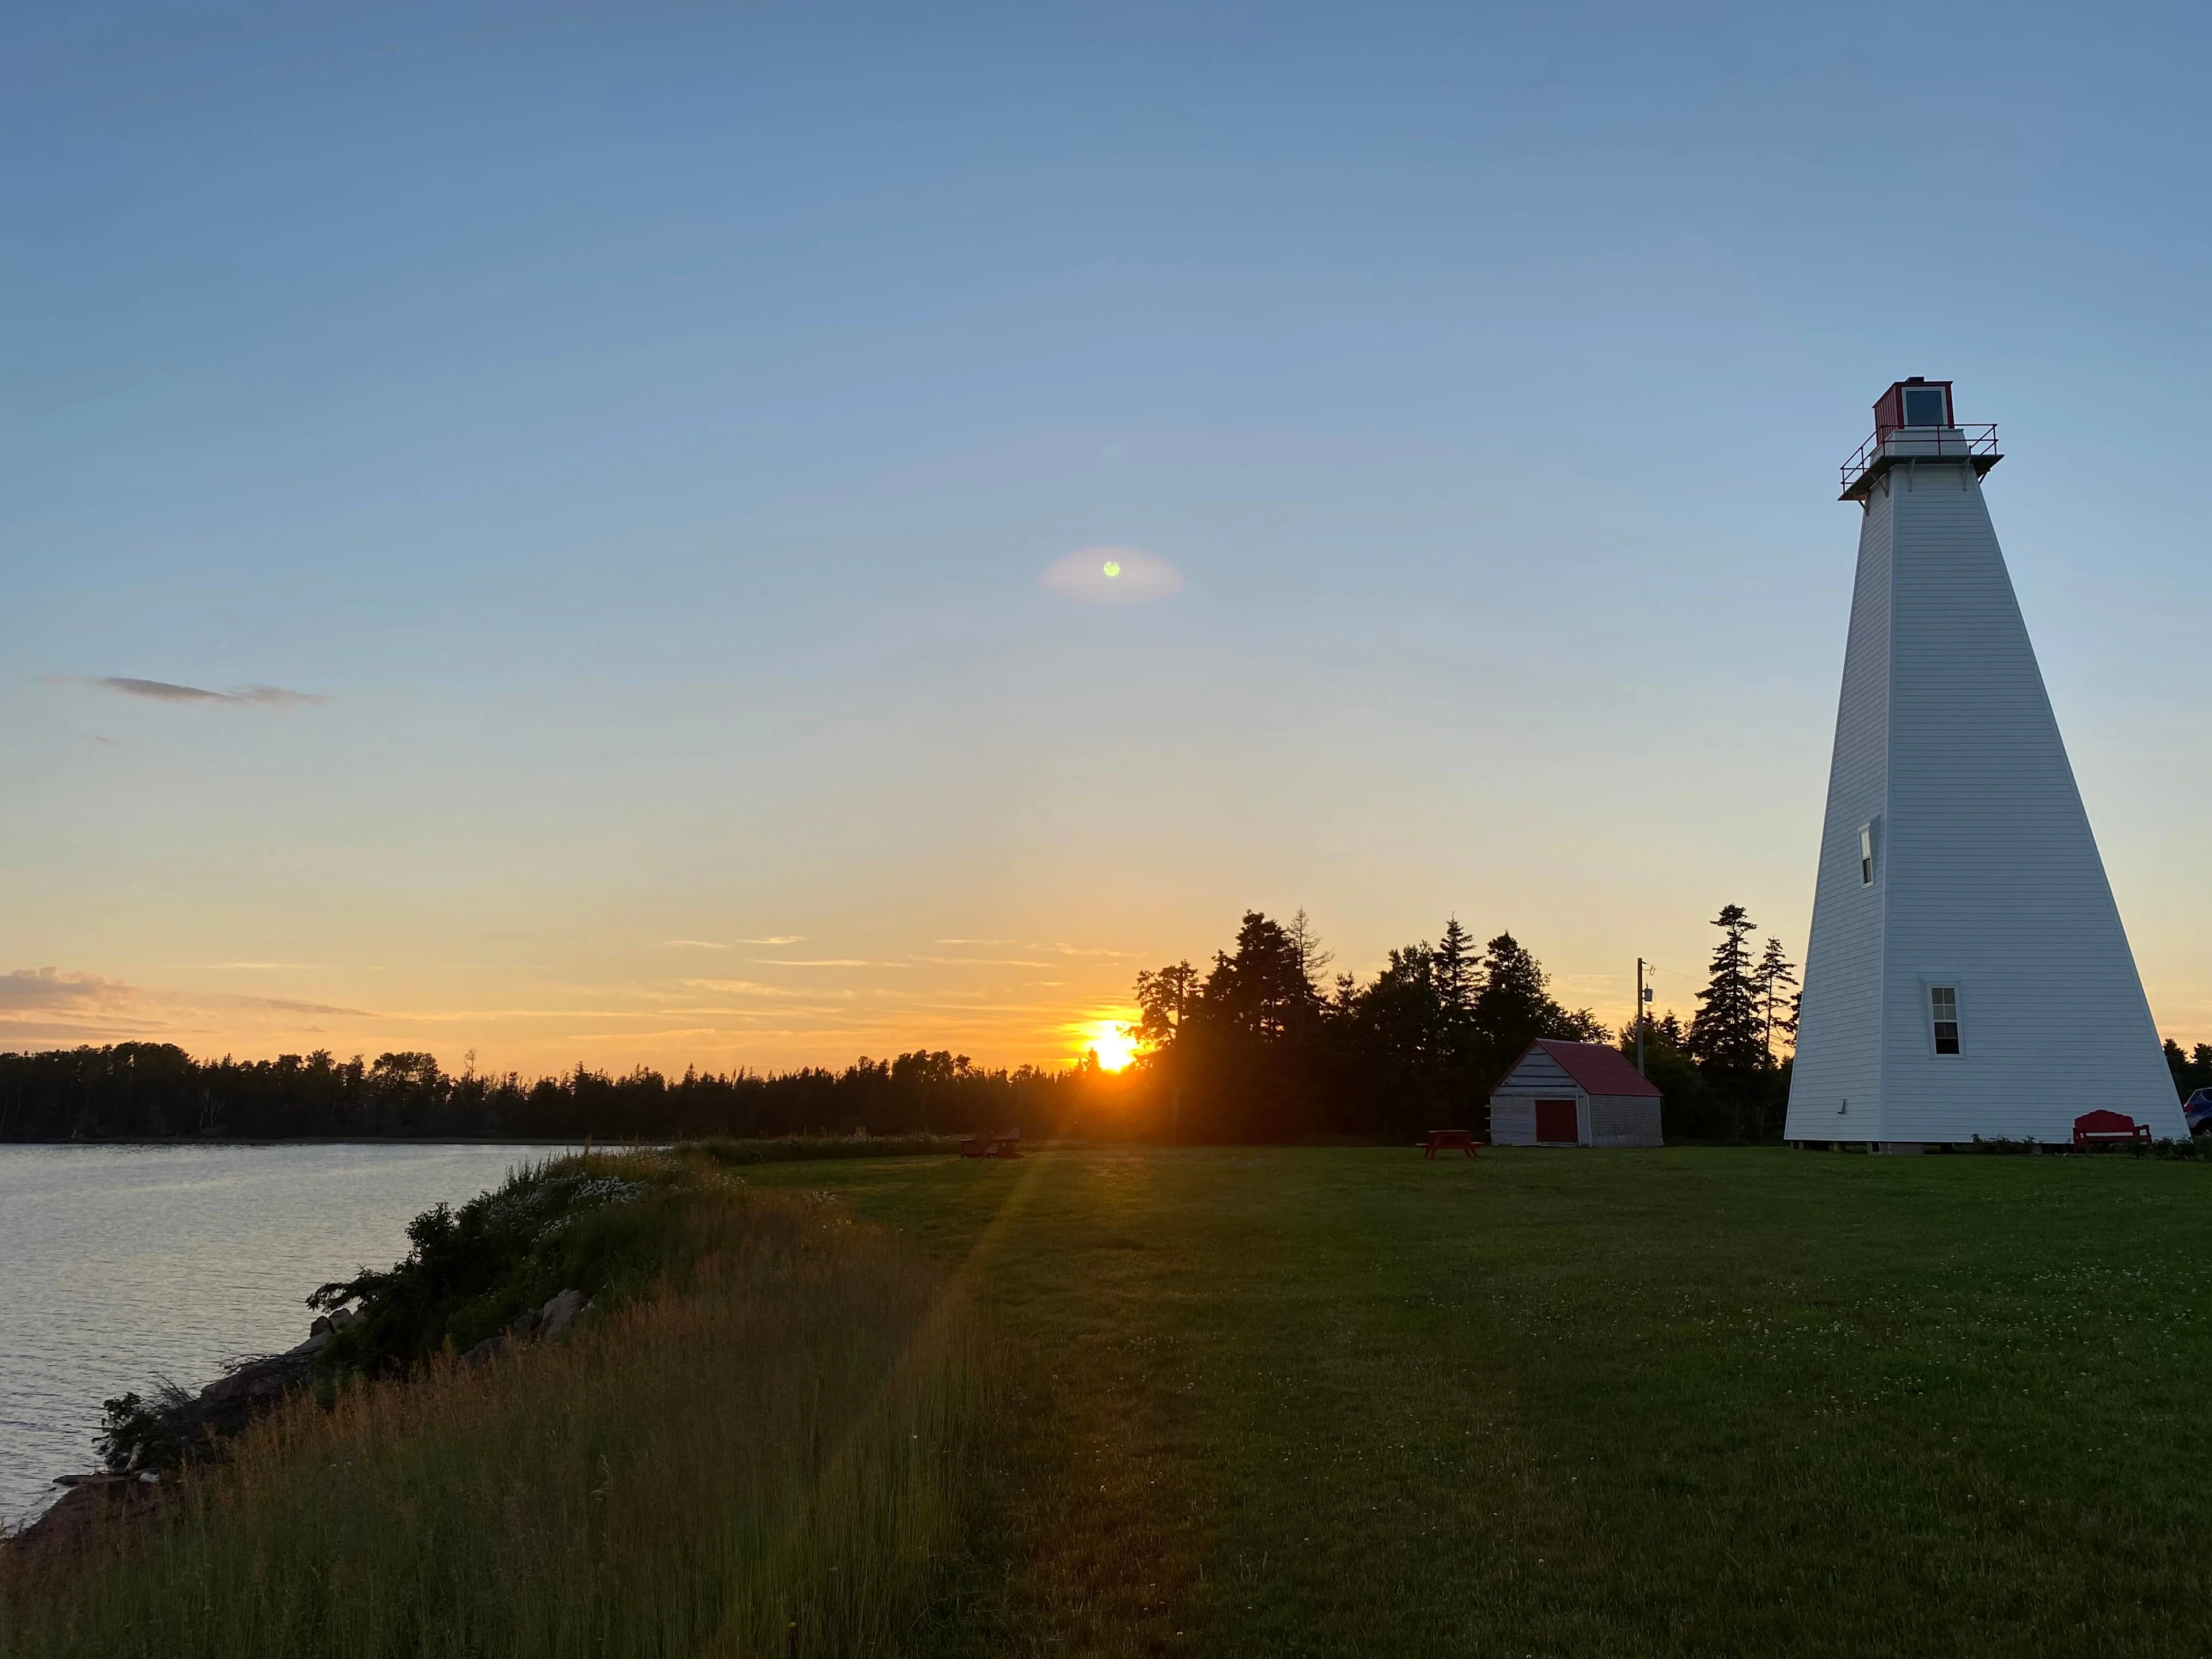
left=1785, top=380, right=2183, bottom=1150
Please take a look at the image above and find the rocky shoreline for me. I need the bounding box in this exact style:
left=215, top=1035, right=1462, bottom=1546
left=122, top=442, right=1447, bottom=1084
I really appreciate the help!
left=5, top=1287, right=591, bottom=1565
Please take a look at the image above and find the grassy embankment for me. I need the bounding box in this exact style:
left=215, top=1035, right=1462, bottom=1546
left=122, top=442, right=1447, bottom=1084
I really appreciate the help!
left=0, top=1144, right=982, bottom=1658
left=12, top=1143, right=2212, bottom=1656
left=748, top=1146, right=2212, bottom=1657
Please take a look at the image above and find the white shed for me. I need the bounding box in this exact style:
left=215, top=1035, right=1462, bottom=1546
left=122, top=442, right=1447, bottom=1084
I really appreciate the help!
left=1489, top=1039, right=1663, bottom=1147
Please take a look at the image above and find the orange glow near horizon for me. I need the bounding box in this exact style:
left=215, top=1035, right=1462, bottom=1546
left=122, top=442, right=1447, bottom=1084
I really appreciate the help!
left=1084, top=1019, right=1138, bottom=1072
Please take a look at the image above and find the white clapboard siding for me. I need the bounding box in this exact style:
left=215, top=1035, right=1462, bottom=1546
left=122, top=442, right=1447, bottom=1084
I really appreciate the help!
left=1588, top=1096, right=1663, bottom=1147
left=1495, top=1048, right=1578, bottom=1095
left=1489, top=1097, right=1539, bottom=1146
left=1786, top=455, right=2182, bottom=1144
left=1789, top=487, right=1893, bottom=1136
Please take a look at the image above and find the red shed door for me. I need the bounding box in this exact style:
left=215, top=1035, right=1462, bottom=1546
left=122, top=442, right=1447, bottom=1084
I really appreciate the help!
left=1534, top=1099, right=1579, bottom=1144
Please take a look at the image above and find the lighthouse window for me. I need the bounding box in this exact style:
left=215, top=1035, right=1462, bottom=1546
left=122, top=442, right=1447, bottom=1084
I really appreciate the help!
left=1901, top=384, right=1948, bottom=427
left=1859, top=824, right=1874, bottom=885
left=1929, top=986, right=1961, bottom=1055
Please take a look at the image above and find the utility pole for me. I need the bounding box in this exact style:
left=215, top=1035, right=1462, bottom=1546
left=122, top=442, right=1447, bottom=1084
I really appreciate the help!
left=1635, top=957, right=1649, bottom=1078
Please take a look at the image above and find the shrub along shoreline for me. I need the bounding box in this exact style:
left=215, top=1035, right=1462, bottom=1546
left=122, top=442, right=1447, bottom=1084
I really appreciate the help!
left=0, top=1143, right=985, bottom=1658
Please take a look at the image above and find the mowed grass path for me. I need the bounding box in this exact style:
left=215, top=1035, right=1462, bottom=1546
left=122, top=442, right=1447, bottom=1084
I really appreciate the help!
left=749, top=1147, right=2212, bottom=1657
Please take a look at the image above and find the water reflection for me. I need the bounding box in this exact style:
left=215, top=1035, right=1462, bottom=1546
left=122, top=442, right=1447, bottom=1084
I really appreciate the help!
left=0, top=1143, right=572, bottom=1529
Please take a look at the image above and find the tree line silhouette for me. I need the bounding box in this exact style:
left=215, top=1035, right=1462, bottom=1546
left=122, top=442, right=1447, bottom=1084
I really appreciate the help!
left=0, top=1043, right=1086, bottom=1144
left=1123, top=904, right=1801, bottom=1143
left=0, top=905, right=1855, bottom=1145
left=2171, top=1039, right=2212, bottom=1103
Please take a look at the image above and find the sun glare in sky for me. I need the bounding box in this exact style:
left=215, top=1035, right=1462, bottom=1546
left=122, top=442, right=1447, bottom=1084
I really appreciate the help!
left=1085, top=1020, right=1138, bottom=1071
left=1039, top=545, right=1183, bottom=604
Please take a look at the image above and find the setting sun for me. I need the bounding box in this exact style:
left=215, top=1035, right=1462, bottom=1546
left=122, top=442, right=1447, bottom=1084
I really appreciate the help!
left=1084, top=1019, right=1138, bottom=1071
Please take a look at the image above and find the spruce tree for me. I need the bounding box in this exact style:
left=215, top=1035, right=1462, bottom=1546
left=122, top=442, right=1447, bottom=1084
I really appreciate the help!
left=1687, top=905, right=1764, bottom=1074
left=1434, top=916, right=1480, bottom=1018
left=1471, top=932, right=1601, bottom=1070
left=1754, top=937, right=1800, bottom=1065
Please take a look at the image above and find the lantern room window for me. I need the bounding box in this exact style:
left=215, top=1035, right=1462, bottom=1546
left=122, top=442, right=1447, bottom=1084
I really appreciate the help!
left=1900, top=383, right=1949, bottom=427
left=1929, top=985, right=1961, bottom=1055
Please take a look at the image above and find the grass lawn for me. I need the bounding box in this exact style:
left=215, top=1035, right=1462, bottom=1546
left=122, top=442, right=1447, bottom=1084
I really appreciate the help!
left=747, top=1146, right=2212, bottom=1657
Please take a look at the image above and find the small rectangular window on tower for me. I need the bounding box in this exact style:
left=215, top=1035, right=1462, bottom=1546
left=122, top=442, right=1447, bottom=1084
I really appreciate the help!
left=1859, top=824, right=1874, bottom=885
left=1929, top=985, right=1961, bottom=1055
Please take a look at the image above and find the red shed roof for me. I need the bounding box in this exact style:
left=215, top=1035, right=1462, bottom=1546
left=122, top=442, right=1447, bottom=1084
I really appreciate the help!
left=1524, top=1038, right=1662, bottom=1099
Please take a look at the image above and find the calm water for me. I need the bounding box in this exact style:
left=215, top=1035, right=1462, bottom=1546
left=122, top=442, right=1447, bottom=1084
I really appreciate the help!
left=0, top=1143, right=569, bottom=1531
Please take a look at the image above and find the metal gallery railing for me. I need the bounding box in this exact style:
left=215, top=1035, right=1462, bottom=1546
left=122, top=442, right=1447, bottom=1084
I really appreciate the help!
left=1839, top=423, right=1999, bottom=495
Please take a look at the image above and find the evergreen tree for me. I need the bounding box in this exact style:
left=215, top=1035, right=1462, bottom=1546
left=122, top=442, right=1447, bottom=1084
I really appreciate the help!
left=1199, top=911, right=1319, bottom=1042
left=1132, top=962, right=1199, bottom=1052
left=1186, top=910, right=1330, bottom=1140
left=1132, top=960, right=1200, bottom=1143
left=1687, top=905, right=1764, bottom=1074
left=1615, top=1005, right=1711, bottom=1139
left=2166, top=1039, right=2212, bottom=1102
left=1471, top=932, right=1603, bottom=1074
left=1357, top=943, right=1444, bottom=1067
left=1754, top=937, right=1800, bottom=1065
left=1434, top=916, right=1480, bottom=1018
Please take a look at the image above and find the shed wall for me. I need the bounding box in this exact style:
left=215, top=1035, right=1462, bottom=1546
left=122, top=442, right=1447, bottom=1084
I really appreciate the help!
left=1587, top=1095, right=1663, bottom=1147
left=1488, top=1096, right=1541, bottom=1146
left=1495, top=1050, right=1580, bottom=1095
left=1491, top=1092, right=1588, bottom=1145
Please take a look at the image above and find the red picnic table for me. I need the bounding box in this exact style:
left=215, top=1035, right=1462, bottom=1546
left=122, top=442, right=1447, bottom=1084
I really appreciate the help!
left=1422, top=1128, right=1478, bottom=1160
left=960, top=1128, right=1024, bottom=1159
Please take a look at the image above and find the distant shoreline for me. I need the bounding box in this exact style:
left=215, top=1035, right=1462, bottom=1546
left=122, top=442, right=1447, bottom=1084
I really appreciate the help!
left=0, top=1138, right=609, bottom=1148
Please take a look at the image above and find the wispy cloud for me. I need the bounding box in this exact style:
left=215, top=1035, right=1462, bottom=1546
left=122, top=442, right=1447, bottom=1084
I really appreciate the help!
left=748, top=958, right=908, bottom=969
left=665, top=940, right=733, bottom=950
left=71, top=677, right=325, bottom=707
left=665, top=935, right=805, bottom=949
left=0, top=968, right=369, bottom=1042
left=922, top=956, right=1051, bottom=968
left=736, top=936, right=805, bottom=945
left=935, top=938, right=1014, bottom=946
left=0, top=968, right=138, bottom=1010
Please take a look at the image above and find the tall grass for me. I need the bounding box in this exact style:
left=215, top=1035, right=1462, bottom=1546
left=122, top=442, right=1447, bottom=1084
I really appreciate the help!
left=0, top=1155, right=983, bottom=1658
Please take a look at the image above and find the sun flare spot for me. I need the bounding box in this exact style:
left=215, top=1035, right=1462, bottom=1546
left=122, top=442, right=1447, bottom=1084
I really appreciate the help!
left=1084, top=1019, right=1138, bottom=1071
left=1039, top=546, right=1182, bottom=605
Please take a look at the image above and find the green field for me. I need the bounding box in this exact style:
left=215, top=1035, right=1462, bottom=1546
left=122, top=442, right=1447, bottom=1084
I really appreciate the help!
left=748, top=1146, right=2212, bottom=1657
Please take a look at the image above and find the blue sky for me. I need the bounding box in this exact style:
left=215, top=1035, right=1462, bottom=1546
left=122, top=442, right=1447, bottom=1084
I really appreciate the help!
left=5, top=1, right=2207, bottom=1068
